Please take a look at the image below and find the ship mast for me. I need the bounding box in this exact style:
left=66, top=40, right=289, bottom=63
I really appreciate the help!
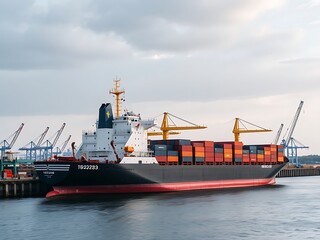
left=109, top=79, right=125, bottom=118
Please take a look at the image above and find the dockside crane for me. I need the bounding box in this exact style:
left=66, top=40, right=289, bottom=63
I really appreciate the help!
left=1, top=124, right=24, bottom=177
left=273, top=123, right=284, bottom=144
left=232, top=118, right=272, bottom=142
left=52, top=134, right=71, bottom=156
left=281, top=101, right=308, bottom=166
left=40, top=123, right=66, bottom=159
left=19, top=127, right=50, bottom=161
left=148, top=112, right=207, bottom=140
left=0, top=123, right=24, bottom=160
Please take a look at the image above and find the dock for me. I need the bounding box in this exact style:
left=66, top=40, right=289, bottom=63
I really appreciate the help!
left=0, top=178, right=51, bottom=198
left=277, top=167, right=320, bottom=178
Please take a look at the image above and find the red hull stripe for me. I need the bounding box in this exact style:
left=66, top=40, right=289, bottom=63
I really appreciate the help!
left=47, top=178, right=276, bottom=198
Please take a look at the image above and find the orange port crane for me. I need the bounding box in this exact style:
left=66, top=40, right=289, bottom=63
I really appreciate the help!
left=148, top=112, right=207, bottom=140
left=232, top=118, right=272, bottom=142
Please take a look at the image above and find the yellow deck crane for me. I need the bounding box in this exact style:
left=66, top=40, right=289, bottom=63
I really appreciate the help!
left=232, top=118, right=272, bottom=142
left=148, top=112, right=207, bottom=140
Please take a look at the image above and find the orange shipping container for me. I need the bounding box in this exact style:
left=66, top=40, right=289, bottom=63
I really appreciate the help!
left=278, top=156, right=284, bottom=162
left=180, top=151, right=193, bottom=157
left=194, top=147, right=205, bottom=152
left=234, top=150, right=243, bottom=155
left=195, top=152, right=205, bottom=157
left=167, top=156, right=179, bottom=162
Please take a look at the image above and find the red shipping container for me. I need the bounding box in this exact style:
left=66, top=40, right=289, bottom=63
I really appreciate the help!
left=205, top=152, right=214, bottom=157
left=205, top=157, right=215, bottom=162
left=204, top=147, right=214, bottom=153
left=192, top=141, right=214, bottom=148
left=215, top=157, right=224, bottom=162
left=243, top=154, right=250, bottom=162
left=155, top=156, right=167, bottom=162
left=192, top=142, right=204, bottom=147
left=250, top=153, right=256, bottom=162
left=178, top=145, right=193, bottom=151
left=265, top=156, right=271, bottom=163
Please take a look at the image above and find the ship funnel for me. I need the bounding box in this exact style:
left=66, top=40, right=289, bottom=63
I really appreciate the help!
left=98, top=103, right=113, bottom=128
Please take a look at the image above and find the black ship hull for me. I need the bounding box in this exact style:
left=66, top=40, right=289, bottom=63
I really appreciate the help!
left=34, top=162, right=287, bottom=197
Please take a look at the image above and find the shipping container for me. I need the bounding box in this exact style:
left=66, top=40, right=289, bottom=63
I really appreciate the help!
left=154, top=145, right=167, bottom=151
left=192, top=141, right=214, bottom=148
left=167, top=150, right=179, bottom=156
left=178, top=145, right=193, bottom=151
left=154, top=150, right=167, bottom=156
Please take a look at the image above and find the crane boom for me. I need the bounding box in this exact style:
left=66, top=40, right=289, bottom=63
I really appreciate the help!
left=37, top=127, right=49, bottom=146
left=160, top=112, right=206, bottom=140
left=284, top=101, right=304, bottom=146
left=9, top=123, right=24, bottom=148
left=52, top=123, right=66, bottom=148
left=60, top=135, right=71, bottom=153
left=233, top=118, right=272, bottom=142
left=1, top=123, right=24, bottom=158
left=273, top=123, right=284, bottom=144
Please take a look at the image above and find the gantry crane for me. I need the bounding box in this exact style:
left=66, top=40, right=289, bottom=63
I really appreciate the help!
left=0, top=123, right=24, bottom=159
left=281, top=101, right=308, bottom=166
left=149, top=112, right=207, bottom=140
left=0, top=123, right=24, bottom=176
left=19, top=127, right=50, bottom=161
left=232, top=118, right=272, bottom=142
left=40, top=123, right=66, bottom=159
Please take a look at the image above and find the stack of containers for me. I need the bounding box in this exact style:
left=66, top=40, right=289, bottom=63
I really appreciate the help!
left=270, top=144, right=278, bottom=163
left=249, top=146, right=257, bottom=164
left=257, top=147, right=265, bottom=163
left=243, top=145, right=257, bottom=164
left=192, top=142, right=205, bottom=164
left=150, top=139, right=193, bottom=165
left=167, top=150, right=179, bottom=165
left=204, top=141, right=214, bottom=164
left=224, top=143, right=233, bottom=163
left=214, top=144, right=224, bottom=164
left=215, top=143, right=233, bottom=164
left=178, top=145, right=193, bottom=165
left=192, top=141, right=215, bottom=164
left=264, top=146, right=271, bottom=163
left=242, top=148, right=250, bottom=164
left=233, top=142, right=243, bottom=163
left=277, top=145, right=284, bottom=162
left=153, top=145, right=167, bottom=165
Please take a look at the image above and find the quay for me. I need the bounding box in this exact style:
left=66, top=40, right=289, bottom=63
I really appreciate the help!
left=0, top=178, right=51, bottom=198
left=277, top=167, right=320, bottom=178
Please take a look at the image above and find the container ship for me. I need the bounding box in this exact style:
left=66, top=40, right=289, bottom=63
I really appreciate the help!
left=34, top=80, right=288, bottom=198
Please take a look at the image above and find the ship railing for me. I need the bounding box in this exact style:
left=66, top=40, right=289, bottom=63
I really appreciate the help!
left=128, top=151, right=154, bottom=157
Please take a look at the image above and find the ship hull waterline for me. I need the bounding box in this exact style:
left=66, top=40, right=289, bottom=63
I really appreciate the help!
left=35, top=162, right=287, bottom=198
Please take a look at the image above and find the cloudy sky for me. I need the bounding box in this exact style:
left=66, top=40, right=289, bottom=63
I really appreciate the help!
left=1, top=0, right=319, bottom=155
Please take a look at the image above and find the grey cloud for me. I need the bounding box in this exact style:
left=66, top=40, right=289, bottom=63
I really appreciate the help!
left=0, top=0, right=284, bottom=70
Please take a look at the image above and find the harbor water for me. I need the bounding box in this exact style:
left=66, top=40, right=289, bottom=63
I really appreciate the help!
left=0, top=177, right=319, bottom=240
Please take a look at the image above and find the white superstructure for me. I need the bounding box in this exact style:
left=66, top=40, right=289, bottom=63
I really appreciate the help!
left=75, top=80, right=157, bottom=164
